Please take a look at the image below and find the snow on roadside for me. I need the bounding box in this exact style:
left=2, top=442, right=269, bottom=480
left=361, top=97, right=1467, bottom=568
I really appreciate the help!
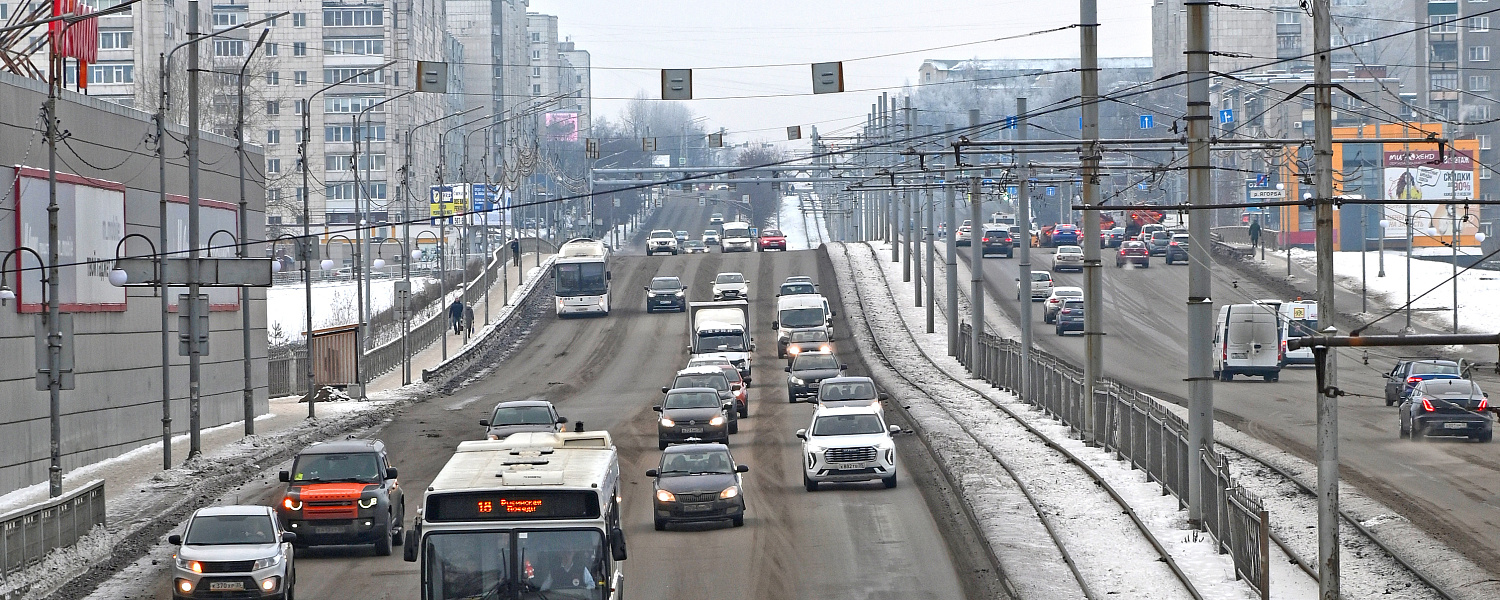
left=1280, top=248, right=1500, bottom=331
left=777, top=195, right=813, bottom=250
left=266, top=277, right=434, bottom=343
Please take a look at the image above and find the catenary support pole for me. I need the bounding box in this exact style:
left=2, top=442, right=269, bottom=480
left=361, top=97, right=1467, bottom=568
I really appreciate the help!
left=969, top=177, right=984, bottom=364
left=1079, top=0, right=1104, bottom=445
left=1017, top=98, right=1034, bottom=402
left=1312, top=0, right=1342, bottom=597
left=1185, top=0, right=1217, bottom=527
left=45, top=53, right=63, bottom=497
left=155, top=55, right=173, bottom=469
left=945, top=123, right=959, bottom=356
left=186, top=2, right=204, bottom=457
left=925, top=187, right=936, bottom=331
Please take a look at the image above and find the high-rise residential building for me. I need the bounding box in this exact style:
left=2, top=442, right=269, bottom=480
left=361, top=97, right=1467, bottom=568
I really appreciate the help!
left=559, top=38, right=591, bottom=134
left=447, top=0, right=530, bottom=179
left=1417, top=0, right=1499, bottom=236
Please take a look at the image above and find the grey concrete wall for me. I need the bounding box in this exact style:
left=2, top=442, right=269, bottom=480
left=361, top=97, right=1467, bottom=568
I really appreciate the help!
left=0, top=72, right=267, bottom=496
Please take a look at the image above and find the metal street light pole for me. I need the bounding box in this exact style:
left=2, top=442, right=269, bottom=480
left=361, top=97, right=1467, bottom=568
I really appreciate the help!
left=350, top=91, right=412, bottom=399
left=1017, top=98, right=1034, bottom=405
left=1378, top=219, right=1388, bottom=277
left=186, top=3, right=204, bottom=457
left=945, top=124, right=958, bottom=357
left=236, top=27, right=270, bottom=434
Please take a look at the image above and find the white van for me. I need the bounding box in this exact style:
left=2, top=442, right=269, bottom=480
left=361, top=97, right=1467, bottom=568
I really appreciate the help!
left=774, top=294, right=834, bottom=357
left=1279, top=300, right=1319, bottom=365
left=1213, top=303, right=1283, bottom=381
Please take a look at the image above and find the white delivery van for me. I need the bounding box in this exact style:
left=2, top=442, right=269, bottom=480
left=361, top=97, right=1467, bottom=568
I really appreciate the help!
left=1279, top=300, right=1318, bottom=365
left=1213, top=303, right=1283, bottom=381
left=773, top=294, right=833, bottom=357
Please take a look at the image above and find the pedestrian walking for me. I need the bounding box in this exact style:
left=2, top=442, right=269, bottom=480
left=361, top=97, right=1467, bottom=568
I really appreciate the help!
left=464, top=304, right=475, bottom=336
left=1248, top=219, right=1262, bottom=249
left=448, top=298, right=464, bottom=335
left=510, top=238, right=521, bottom=266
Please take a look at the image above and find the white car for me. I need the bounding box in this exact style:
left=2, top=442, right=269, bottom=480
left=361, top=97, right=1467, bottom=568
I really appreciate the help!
left=1017, top=270, right=1053, bottom=302
left=647, top=230, right=679, bottom=255
left=797, top=405, right=900, bottom=491
left=168, top=505, right=296, bottom=600
left=711, top=272, right=749, bottom=301
left=1052, top=245, right=1084, bottom=272
left=955, top=225, right=972, bottom=246
left=702, top=230, right=720, bottom=246
left=1043, top=286, right=1083, bottom=323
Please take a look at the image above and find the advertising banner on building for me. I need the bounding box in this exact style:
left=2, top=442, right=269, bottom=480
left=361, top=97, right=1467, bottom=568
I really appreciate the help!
left=1382, top=148, right=1480, bottom=240
left=429, top=184, right=469, bottom=223
left=469, top=184, right=510, bottom=226
left=14, top=168, right=126, bottom=312
left=544, top=111, right=579, bottom=142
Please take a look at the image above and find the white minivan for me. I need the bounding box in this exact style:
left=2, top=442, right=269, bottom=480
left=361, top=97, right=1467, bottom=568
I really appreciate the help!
left=1278, top=300, right=1319, bottom=365
left=1213, top=303, right=1283, bottom=381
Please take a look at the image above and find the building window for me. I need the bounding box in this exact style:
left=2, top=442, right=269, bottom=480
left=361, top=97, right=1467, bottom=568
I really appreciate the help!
left=294, top=99, right=307, bottom=115
left=531, top=32, right=540, bottom=42
left=1470, top=16, right=1491, bottom=31
left=532, top=67, right=540, bottom=77
left=98, top=30, right=131, bottom=50
left=325, top=95, right=385, bottom=113
left=296, top=187, right=305, bottom=201
left=1473, top=104, right=1492, bottom=120
left=264, top=42, right=277, bottom=56
left=1432, top=15, right=1458, bottom=33
left=267, top=215, right=283, bottom=225
left=1472, top=75, right=1491, bottom=91
left=0, top=4, right=8, bottom=19
left=292, top=12, right=306, bottom=26
left=263, top=12, right=278, bottom=26
left=532, top=50, right=541, bottom=60
left=325, top=125, right=385, bottom=142
left=323, top=68, right=383, bottom=85
left=533, top=84, right=541, bottom=95
left=323, top=8, right=382, bottom=26
left=1276, top=9, right=1300, bottom=24
left=1480, top=134, right=1493, bottom=150
left=266, top=158, right=281, bottom=173
left=1432, top=71, right=1460, bottom=91
left=266, top=100, right=280, bottom=115
left=266, top=71, right=279, bottom=85
left=294, top=70, right=307, bottom=85
left=293, top=41, right=307, bottom=56
left=267, top=129, right=281, bottom=144
left=212, top=12, right=240, bottom=27
left=1470, top=45, right=1491, bottom=62
left=88, top=63, right=133, bottom=84
left=323, top=38, right=383, bottom=55
left=214, top=39, right=243, bottom=57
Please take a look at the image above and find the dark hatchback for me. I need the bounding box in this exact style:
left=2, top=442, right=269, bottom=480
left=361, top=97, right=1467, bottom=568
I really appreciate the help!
left=1116, top=241, right=1150, bottom=267
left=1100, top=227, right=1126, bottom=248
left=1164, top=234, right=1190, bottom=264
left=647, top=443, right=749, bottom=530
left=1055, top=299, right=1084, bottom=336
left=980, top=227, right=1014, bottom=257
left=479, top=400, right=566, bottom=440
left=1385, top=358, right=1463, bottom=406
left=1145, top=230, right=1173, bottom=256
left=1399, top=379, right=1491, bottom=442
left=644, top=276, right=687, bottom=312
left=1050, top=224, right=1081, bottom=245
left=655, top=388, right=732, bottom=449
left=786, top=352, right=847, bottom=402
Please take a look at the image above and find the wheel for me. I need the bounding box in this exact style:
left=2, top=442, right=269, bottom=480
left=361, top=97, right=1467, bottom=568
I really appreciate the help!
left=1480, top=430, right=1493, bottom=443
left=1413, top=423, right=1426, bottom=440
left=1385, top=395, right=1395, bottom=407
left=659, top=440, right=669, bottom=450
left=788, top=387, right=797, bottom=403
left=738, top=403, right=748, bottom=418
left=1115, top=261, right=1122, bottom=268
left=1055, top=326, right=1064, bottom=336
left=653, top=518, right=666, bottom=531
left=374, top=524, right=393, bottom=556
left=731, top=515, right=745, bottom=527
left=803, top=473, right=819, bottom=492
left=1399, top=422, right=1410, bottom=439
left=1266, top=373, right=1279, bottom=382
left=728, top=420, right=739, bottom=434
left=882, top=473, right=898, bottom=489
left=1044, top=313, right=1053, bottom=324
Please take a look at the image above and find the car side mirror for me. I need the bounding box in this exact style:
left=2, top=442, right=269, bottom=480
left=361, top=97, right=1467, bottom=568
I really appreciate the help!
left=878, top=392, right=890, bottom=401
left=736, top=464, right=750, bottom=473
left=771, top=321, right=779, bottom=329
left=784, top=366, right=792, bottom=372
left=611, top=527, right=628, bottom=562
left=556, top=416, right=568, bottom=424
left=889, top=425, right=901, bottom=434
left=479, top=419, right=490, bottom=427
left=168, top=534, right=182, bottom=546
left=646, top=469, right=659, bottom=477
left=661, top=386, right=670, bottom=394
left=278, top=470, right=291, bottom=483
left=840, top=364, right=848, bottom=371
left=795, top=429, right=808, bottom=440
left=385, top=468, right=399, bottom=479
left=643, top=286, right=651, bottom=291
left=743, top=376, right=752, bottom=383
left=606, top=272, right=612, bottom=280
left=723, top=403, right=733, bottom=411
left=281, top=531, right=298, bottom=543
left=652, top=405, right=662, bottom=412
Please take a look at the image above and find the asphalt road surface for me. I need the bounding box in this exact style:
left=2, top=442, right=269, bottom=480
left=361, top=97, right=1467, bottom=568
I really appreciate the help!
left=145, top=199, right=993, bottom=600
left=965, top=241, right=1500, bottom=573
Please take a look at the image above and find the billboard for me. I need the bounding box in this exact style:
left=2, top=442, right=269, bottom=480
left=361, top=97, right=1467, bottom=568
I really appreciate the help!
left=469, top=184, right=511, bottom=226
left=13, top=168, right=126, bottom=312
left=429, top=184, right=469, bottom=223
left=1382, top=148, right=1480, bottom=240
left=544, top=111, right=579, bottom=142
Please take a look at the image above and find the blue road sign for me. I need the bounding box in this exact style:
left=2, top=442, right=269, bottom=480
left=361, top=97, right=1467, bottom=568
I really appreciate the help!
left=1005, top=116, right=1017, bottom=130
left=1045, top=186, right=1056, bottom=197
left=1138, top=182, right=1150, bottom=191
left=981, top=178, right=995, bottom=184
left=1254, top=173, right=1269, bottom=187
left=1139, top=115, right=1154, bottom=129
left=1219, top=109, right=1234, bottom=124
left=1006, top=185, right=1019, bottom=196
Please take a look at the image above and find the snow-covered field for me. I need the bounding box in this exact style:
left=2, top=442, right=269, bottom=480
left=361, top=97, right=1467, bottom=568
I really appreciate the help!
left=265, top=277, right=435, bottom=343
left=1285, top=248, right=1500, bottom=331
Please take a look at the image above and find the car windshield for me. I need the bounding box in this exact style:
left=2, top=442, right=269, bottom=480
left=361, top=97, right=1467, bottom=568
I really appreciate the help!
left=425, top=530, right=606, bottom=600
left=1062, top=300, right=1084, bottom=310
left=688, top=358, right=731, bottom=368
left=674, top=374, right=728, bottom=391
left=704, top=230, right=716, bottom=236
left=184, top=514, right=276, bottom=546
left=790, top=330, right=829, bottom=343
left=820, top=382, right=876, bottom=401
left=491, top=406, right=555, bottom=426
left=1173, top=235, right=1189, bottom=242
left=780, top=307, right=826, bottom=328
left=697, top=332, right=746, bottom=351
left=715, top=273, right=744, bottom=284
left=664, top=391, right=722, bottom=409
left=781, top=283, right=816, bottom=295
left=659, top=450, right=734, bottom=475
left=1420, top=380, right=1481, bottom=396
left=1412, top=362, right=1460, bottom=375
left=1031, top=272, right=1051, bottom=282
left=792, top=354, right=839, bottom=370
left=650, top=231, right=673, bottom=239
left=762, top=229, right=783, bottom=237
left=291, top=452, right=381, bottom=483
left=649, top=278, right=682, bottom=291
left=811, top=414, right=885, bottom=436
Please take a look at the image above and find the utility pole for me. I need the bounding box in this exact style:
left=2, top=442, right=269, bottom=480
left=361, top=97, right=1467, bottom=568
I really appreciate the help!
left=237, top=28, right=269, bottom=434
left=1185, top=0, right=1217, bottom=528
left=904, top=96, right=914, bottom=282
left=969, top=177, right=984, bottom=363
left=925, top=186, right=936, bottom=331
left=1312, top=0, right=1341, bottom=597
left=186, top=2, right=204, bottom=457
left=1079, top=0, right=1104, bottom=444
left=946, top=123, right=959, bottom=356
left=1017, top=98, right=1034, bottom=403
left=44, top=47, right=63, bottom=498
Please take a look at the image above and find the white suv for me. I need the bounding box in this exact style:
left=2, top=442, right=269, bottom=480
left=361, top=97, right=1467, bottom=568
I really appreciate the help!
left=796, top=405, right=900, bottom=491
left=168, top=505, right=295, bottom=600
left=647, top=230, right=679, bottom=255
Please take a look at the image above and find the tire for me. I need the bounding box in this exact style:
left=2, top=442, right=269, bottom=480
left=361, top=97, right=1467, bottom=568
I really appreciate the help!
left=787, top=387, right=797, bottom=403
left=1385, top=395, right=1395, bottom=407
left=653, top=518, right=666, bottom=531
left=1481, top=430, right=1493, bottom=443
left=1414, top=423, right=1427, bottom=440
left=738, top=403, right=748, bottom=418
left=1266, top=373, right=1279, bottom=382
left=728, top=420, right=739, bottom=435
left=374, top=523, right=393, bottom=556
left=803, top=473, right=819, bottom=492
left=732, top=515, right=745, bottom=527
left=1219, top=370, right=1232, bottom=382
left=1055, top=326, right=1064, bottom=336
left=1399, top=422, right=1410, bottom=439
left=882, top=473, right=898, bottom=489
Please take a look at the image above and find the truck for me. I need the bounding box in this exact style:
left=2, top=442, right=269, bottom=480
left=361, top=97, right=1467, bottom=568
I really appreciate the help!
left=687, top=300, right=754, bottom=379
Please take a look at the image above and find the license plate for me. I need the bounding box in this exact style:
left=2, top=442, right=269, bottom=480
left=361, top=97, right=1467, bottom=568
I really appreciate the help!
left=682, top=503, right=713, bottom=512
left=1231, top=353, right=1248, bottom=359
left=313, top=525, right=345, bottom=534
left=1445, top=422, right=1469, bottom=429
left=657, top=300, right=674, bottom=304
left=834, top=463, right=867, bottom=470
left=208, top=582, right=245, bottom=591
left=679, top=427, right=703, bottom=433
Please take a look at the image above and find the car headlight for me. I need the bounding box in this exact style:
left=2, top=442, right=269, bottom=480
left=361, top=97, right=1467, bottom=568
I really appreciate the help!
left=709, top=415, right=725, bottom=426
left=819, top=345, right=831, bottom=352
left=674, top=292, right=684, bottom=297
left=660, top=417, right=676, bottom=427
left=788, top=346, right=801, bottom=354
left=175, top=556, right=204, bottom=573
left=252, top=554, right=282, bottom=570
left=655, top=489, right=676, bottom=503
left=358, top=496, right=378, bottom=509
left=281, top=497, right=301, bottom=511
left=789, top=376, right=805, bottom=385
left=719, top=486, right=740, bottom=499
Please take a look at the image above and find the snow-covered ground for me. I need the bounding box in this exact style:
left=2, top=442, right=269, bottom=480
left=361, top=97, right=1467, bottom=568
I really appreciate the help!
left=1283, top=248, right=1500, bottom=331
left=777, top=194, right=831, bottom=250
left=266, top=277, right=435, bottom=343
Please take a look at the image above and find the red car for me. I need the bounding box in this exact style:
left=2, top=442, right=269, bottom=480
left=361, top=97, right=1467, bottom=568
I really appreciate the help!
left=758, top=229, right=787, bottom=251
left=1116, top=241, right=1150, bottom=268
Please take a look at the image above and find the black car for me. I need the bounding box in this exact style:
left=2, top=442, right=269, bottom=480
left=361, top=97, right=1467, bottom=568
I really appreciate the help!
left=667, top=367, right=738, bottom=433
left=815, top=376, right=887, bottom=410
left=644, top=276, right=687, bottom=312
left=1145, top=230, right=1172, bottom=256
left=479, top=400, right=566, bottom=440
left=647, top=443, right=749, bottom=530
left=1399, top=379, right=1492, bottom=442
left=786, top=352, right=846, bottom=402
left=276, top=439, right=404, bottom=555
left=1055, top=299, right=1084, bottom=336
left=981, top=227, right=1014, bottom=257
left=1164, top=234, right=1190, bottom=264
left=1384, top=358, right=1463, bottom=406
left=655, top=388, right=732, bottom=449
left=1100, top=227, right=1126, bottom=248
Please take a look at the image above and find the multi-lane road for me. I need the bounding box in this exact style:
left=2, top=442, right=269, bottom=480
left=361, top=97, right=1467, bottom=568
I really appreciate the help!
left=137, top=200, right=1000, bottom=600
left=967, top=242, right=1500, bottom=572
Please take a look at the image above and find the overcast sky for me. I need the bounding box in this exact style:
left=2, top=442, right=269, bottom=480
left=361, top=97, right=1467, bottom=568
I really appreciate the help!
left=528, top=0, right=1153, bottom=146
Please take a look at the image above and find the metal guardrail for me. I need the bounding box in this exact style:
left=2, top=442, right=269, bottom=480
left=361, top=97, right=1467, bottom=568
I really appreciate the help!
left=0, top=480, right=106, bottom=583
left=957, top=325, right=1271, bottom=598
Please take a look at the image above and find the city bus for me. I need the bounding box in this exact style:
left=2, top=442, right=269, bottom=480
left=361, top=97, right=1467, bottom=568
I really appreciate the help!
left=404, top=431, right=627, bottom=600
left=554, top=238, right=611, bottom=317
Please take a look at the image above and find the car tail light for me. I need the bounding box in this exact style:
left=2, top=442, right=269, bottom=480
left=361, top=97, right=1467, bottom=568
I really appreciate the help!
left=1421, top=398, right=1435, bottom=412
left=1479, top=397, right=1489, bottom=411
left=1170, top=242, right=1178, bottom=246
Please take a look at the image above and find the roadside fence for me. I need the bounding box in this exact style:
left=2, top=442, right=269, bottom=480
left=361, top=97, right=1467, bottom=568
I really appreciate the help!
left=0, top=480, right=106, bottom=584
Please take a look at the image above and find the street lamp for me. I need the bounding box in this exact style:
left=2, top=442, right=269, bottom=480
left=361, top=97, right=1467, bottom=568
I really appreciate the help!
left=0, top=246, right=62, bottom=495
left=1377, top=219, right=1389, bottom=277
left=352, top=90, right=415, bottom=377
left=235, top=27, right=271, bottom=437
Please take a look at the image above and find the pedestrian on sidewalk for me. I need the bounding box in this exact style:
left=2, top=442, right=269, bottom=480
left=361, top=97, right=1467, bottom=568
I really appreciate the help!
left=510, top=238, right=521, bottom=266
left=1249, top=219, right=1262, bottom=249
left=448, top=298, right=465, bottom=335
left=464, top=304, right=475, bottom=336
